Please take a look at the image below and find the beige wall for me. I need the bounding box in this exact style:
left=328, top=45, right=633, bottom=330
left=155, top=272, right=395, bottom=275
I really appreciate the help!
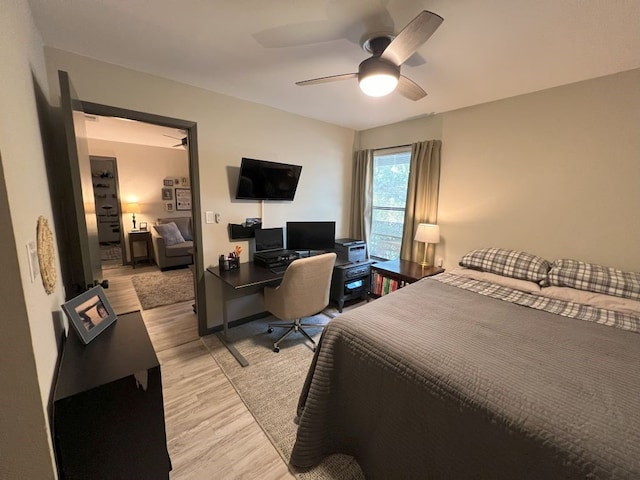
left=358, top=69, right=640, bottom=272
left=88, top=139, right=190, bottom=261
left=0, top=0, right=62, bottom=477
left=45, top=48, right=355, bottom=328
left=45, top=48, right=355, bottom=266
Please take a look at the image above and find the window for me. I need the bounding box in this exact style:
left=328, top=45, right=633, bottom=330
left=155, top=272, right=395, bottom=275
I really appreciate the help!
left=369, top=147, right=411, bottom=260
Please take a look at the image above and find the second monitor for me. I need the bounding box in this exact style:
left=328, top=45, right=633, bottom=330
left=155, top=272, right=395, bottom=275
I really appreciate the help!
left=286, top=221, right=336, bottom=252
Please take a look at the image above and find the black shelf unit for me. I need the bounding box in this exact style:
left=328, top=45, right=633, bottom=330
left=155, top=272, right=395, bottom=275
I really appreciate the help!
left=330, top=260, right=373, bottom=312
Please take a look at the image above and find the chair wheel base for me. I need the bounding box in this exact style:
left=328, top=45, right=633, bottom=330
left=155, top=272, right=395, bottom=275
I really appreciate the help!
left=273, top=346, right=280, bottom=353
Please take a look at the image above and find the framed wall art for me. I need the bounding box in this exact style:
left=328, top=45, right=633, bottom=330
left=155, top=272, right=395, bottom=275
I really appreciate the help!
left=62, top=285, right=117, bottom=344
left=161, top=188, right=173, bottom=201
left=175, top=188, right=191, bottom=211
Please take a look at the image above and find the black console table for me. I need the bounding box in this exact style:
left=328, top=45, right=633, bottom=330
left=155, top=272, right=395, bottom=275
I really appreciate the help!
left=53, top=310, right=171, bottom=479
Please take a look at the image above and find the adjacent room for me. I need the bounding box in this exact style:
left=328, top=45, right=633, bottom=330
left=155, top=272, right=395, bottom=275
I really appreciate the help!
left=2, top=1, right=639, bottom=479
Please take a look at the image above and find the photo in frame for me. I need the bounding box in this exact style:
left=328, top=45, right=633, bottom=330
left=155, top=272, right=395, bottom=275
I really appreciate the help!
left=163, top=178, right=174, bottom=187
left=139, top=222, right=148, bottom=231
left=175, top=188, right=191, bottom=211
left=164, top=202, right=174, bottom=212
left=161, top=187, right=173, bottom=201
left=61, top=285, right=117, bottom=345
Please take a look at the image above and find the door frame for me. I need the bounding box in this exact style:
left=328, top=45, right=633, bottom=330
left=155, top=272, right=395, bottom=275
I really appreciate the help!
left=81, top=101, right=207, bottom=334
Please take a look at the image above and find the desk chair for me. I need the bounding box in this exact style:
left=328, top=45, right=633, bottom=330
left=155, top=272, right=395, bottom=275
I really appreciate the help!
left=265, top=252, right=337, bottom=352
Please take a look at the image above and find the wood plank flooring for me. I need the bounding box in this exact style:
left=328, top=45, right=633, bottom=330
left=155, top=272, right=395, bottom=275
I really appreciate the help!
left=102, top=263, right=295, bottom=480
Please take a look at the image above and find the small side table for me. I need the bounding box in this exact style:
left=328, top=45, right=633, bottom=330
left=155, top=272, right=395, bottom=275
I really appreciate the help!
left=370, top=259, right=444, bottom=298
left=129, top=230, right=153, bottom=268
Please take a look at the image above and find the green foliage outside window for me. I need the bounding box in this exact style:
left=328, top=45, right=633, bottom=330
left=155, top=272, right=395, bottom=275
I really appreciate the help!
left=369, top=150, right=410, bottom=259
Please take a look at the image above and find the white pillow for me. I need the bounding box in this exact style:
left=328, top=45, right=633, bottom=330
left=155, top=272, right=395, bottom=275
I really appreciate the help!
left=538, top=286, right=640, bottom=317
left=450, top=267, right=541, bottom=294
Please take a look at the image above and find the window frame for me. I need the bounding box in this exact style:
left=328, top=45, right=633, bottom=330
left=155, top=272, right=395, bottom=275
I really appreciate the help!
left=369, top=146, right=411, bottom=261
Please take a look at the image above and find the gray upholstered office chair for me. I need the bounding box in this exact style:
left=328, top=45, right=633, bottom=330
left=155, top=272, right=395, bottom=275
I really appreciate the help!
left=264, top=252, right=337, bottom=352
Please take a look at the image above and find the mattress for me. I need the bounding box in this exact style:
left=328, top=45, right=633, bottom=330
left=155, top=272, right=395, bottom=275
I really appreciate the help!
left=290, top=276, right=640, bottom=479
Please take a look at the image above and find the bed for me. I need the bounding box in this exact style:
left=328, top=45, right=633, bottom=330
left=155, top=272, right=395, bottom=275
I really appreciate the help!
left=290, top=249, right=640, bottom=479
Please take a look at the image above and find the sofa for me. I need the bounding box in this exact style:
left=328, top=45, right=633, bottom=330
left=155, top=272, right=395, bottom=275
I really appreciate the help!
left=151, top=217, right=194, bottom=271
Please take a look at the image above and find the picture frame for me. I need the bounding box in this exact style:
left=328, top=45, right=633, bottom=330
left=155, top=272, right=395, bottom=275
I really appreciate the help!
left=164, top=202, right=174, bottom=212
left=161, top=187, right=173, bottom=201
left=61, top=285, right=117, bottom=345
left=175, top=188, right=191, bottom=211
left=180, top=177, right=190, bottom=187
left=139, top=222, right=148, bottom=231
left=163, top=178, right=174, bottom=187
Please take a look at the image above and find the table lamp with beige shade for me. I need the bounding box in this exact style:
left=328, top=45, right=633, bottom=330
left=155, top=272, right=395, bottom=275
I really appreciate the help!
left=414, top=223, right=440, bottom=267
left=125, top=202, right=141, bottom=231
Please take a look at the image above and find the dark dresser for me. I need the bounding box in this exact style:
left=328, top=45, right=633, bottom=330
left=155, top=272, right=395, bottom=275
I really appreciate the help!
left=53, top=310, right=171, bottom=479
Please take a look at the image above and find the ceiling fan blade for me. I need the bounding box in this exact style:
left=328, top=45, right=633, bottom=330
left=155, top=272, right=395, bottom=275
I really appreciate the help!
left=397, top=75, right=427, bottom=101
left=296, top=73, right=358, bottom=86
left=381, top=10, right=443, bottom=66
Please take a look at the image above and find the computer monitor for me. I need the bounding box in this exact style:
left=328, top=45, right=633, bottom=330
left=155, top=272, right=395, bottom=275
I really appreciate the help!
left=254, top=227, right=284, bottom=252
left=286, top=221, right=336, bottom=251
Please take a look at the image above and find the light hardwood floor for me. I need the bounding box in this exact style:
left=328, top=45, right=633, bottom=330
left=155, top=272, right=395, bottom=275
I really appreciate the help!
left=103, top=263, right=295, bottom=480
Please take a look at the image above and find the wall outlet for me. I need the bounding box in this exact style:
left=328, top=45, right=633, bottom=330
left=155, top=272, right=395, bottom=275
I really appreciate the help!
left=205, top=211, right=214, bottom=224
left=215, top=213, right=221, bottom=223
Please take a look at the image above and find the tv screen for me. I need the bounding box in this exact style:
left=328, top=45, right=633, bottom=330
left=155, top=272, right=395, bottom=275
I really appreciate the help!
left=235, top=158, right=302, bottom=201
left=286, top=221, right=336, bottom=251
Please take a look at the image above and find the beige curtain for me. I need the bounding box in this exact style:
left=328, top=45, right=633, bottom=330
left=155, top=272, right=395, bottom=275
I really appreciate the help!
left=349, top=149, right=373, bottom=244
left=400, top=140, right=442, bottom=264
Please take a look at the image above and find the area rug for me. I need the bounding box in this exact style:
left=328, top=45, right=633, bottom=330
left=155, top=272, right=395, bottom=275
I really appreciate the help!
left=131, top=269, right=194, bottom=310
left=201, top=306, right=365, bottom=480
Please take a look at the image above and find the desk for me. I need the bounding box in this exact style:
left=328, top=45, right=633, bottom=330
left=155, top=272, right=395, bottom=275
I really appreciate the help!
left=207, top=262, right=285, bottom=366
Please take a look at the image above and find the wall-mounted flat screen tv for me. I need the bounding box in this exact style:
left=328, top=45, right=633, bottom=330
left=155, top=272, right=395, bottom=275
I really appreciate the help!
left=286, top=221, right=336, bottom=251
left=235, top=158, right=302, bottom=201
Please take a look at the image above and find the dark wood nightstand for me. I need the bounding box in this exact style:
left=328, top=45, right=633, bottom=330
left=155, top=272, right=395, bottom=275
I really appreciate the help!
left=370, top=259, right=444, bottom=298
left=128, top=230, right=153, bottom=268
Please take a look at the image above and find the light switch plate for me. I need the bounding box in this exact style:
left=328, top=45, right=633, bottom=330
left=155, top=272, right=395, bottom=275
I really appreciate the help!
left=205, top=211, right=214, bottom=224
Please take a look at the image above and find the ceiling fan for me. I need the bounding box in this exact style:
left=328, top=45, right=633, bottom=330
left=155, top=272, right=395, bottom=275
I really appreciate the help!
left=163, top=134, right=188, bottom=148
left=296, top=10, right=443, bottom=100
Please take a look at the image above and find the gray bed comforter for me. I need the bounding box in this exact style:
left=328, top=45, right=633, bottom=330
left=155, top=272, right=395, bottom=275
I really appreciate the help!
left=290, top=279, right=640, bottom=479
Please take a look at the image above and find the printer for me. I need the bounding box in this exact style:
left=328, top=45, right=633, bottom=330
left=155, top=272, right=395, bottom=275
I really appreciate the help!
left=334, top=238, right=367, bottom=263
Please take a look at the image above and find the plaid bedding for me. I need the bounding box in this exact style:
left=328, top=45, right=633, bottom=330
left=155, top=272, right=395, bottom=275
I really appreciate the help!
left=435, top=272, right=640, bottom=334
left=548, top=259, right=640, bottom=301
left=459, top=247, right=550, bottom=283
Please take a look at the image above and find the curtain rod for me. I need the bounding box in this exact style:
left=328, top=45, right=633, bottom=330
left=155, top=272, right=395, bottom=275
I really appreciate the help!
left=375, top=143, right=412, bottom=151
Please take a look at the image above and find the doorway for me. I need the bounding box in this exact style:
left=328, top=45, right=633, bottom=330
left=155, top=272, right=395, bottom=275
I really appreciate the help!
left=81, top=101, right=206, bottom=334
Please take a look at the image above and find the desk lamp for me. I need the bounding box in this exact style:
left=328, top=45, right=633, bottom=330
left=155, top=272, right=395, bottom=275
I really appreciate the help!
left=414, top=223, right=440, bottom=267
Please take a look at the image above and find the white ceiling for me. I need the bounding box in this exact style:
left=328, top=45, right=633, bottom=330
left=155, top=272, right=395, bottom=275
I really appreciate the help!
left=29, top=0, right=640, bottom=136
left=82, top=114, right=187, bottom=149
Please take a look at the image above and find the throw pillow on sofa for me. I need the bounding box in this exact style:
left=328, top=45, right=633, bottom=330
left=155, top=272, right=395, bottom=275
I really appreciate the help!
left=153, top=222, right=185, bottom=246
left=170, top=217, right=193, bottom=241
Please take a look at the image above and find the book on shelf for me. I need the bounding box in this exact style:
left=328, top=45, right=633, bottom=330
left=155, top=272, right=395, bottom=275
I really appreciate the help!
left=371, top=272, right=403, bottom=297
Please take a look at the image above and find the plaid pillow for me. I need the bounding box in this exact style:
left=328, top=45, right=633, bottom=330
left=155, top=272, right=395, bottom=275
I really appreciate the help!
left=459, top=248, right=551, bottom=283
left=548, top=259, right=640, bottom=301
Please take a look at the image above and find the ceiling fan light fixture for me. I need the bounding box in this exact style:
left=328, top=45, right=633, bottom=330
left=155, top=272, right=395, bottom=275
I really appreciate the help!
left=359, top=73, right=399, bottom=97
left=358, top=57, right=400, bottom=97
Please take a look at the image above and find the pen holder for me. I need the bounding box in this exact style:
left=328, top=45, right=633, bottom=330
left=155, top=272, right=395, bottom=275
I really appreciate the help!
left=219, top=256, right=240, bottom=271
